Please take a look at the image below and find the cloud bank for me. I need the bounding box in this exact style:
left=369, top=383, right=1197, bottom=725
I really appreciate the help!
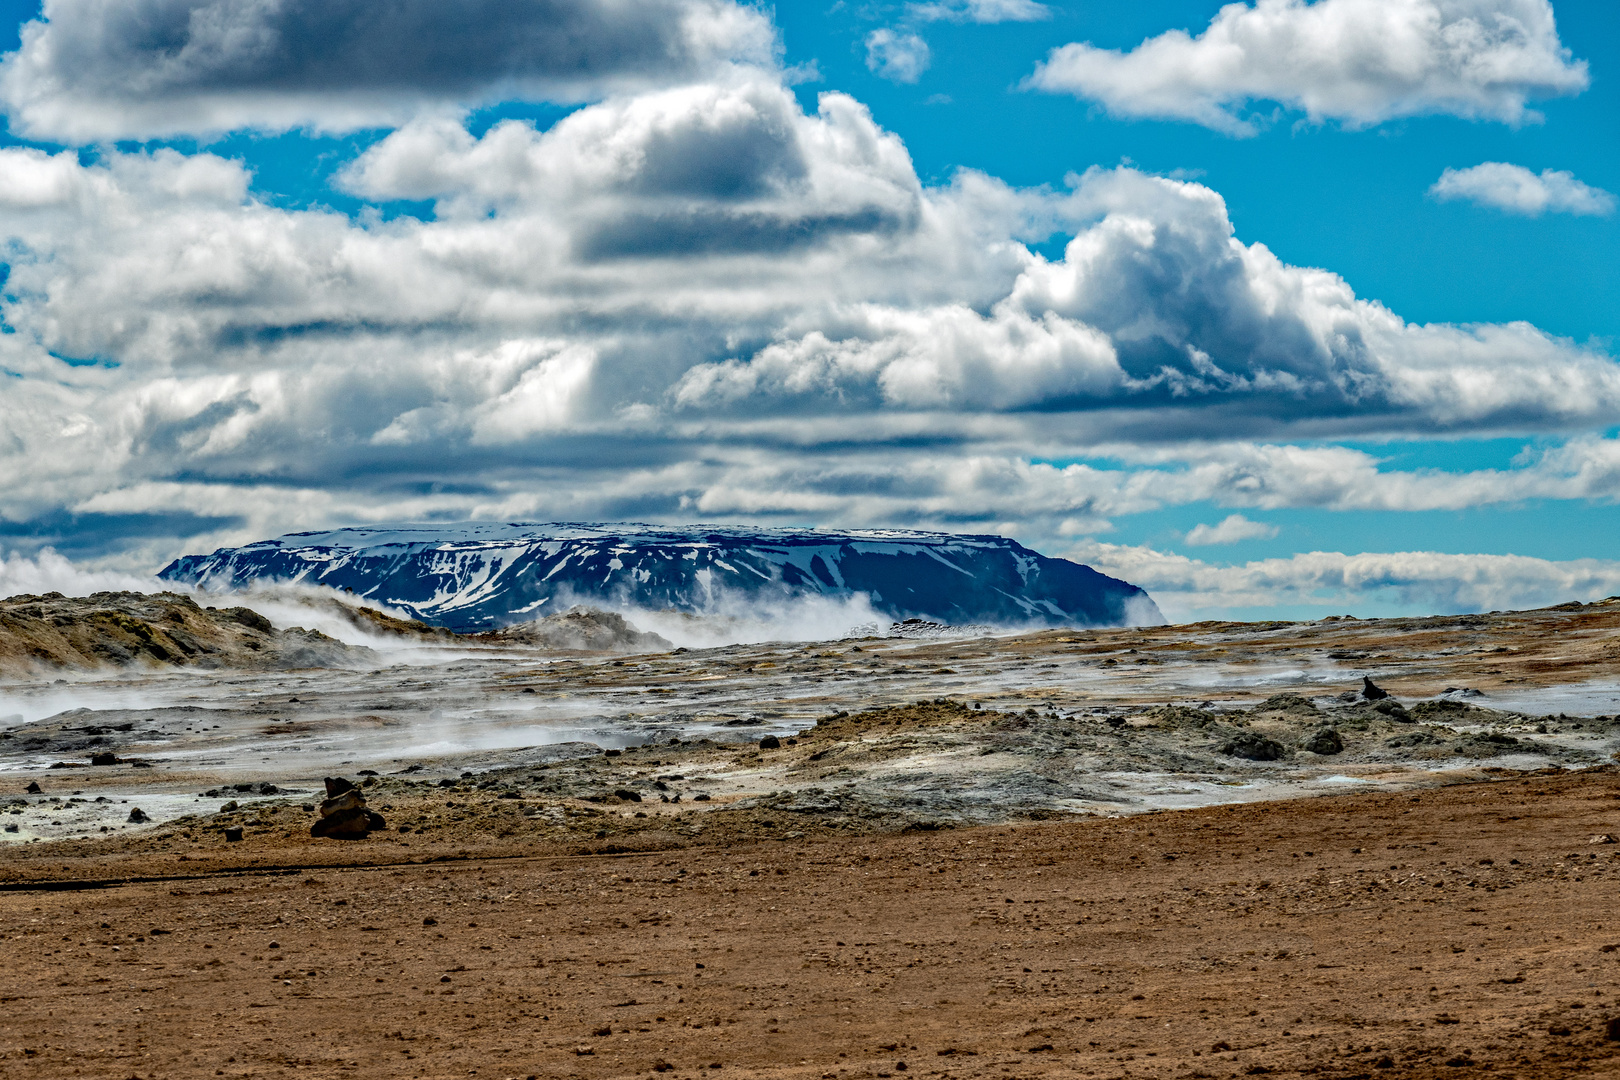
left=0, top=72, right=1616, bottom=568
left=1027, top=0, right=1589, bottom=135
left=1073, top=541, right=1620, bottom=621
left=0, top=0, right=778, bottom=140
left=1431, top=161, right=1616, bottom=216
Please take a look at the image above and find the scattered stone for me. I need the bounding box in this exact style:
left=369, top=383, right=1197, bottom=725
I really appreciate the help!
left=310, top=776, right=387, bottom=839
left=1221, top=733, right=1287, bottom=761
left=219, top=800, right=239, bottom=813
left=127, top=808, right=149, bottom=824
left=1361, top=677, right=1389, bottom=701
left=612, top=788, right=643, bottom=803
left=759, top=735, right=781, bottom=750
left=89, top=751, right=119, bottom=766
left=24, top=781, right=40, bottom=794
left=1300, top=728, right=1344, bottom=755
left=1590, top=834, right=1617, bottom=845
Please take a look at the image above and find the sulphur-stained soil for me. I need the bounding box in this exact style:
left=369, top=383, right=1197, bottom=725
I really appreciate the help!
left=4, top=767, right=1620, bottom=1080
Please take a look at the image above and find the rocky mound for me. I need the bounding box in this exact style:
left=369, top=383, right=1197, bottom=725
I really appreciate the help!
left=474, top=606, right=672, bottom=653
left=0, top=591, right=371, bottom=677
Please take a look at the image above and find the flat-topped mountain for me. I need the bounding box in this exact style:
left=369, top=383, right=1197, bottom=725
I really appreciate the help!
left=159, top=523, right=1161, bottom=632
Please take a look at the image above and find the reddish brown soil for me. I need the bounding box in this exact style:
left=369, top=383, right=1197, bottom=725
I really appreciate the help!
left=6, top=769, right=1620, bottom=1080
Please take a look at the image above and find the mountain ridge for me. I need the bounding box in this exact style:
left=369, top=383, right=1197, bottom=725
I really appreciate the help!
left=158, top=522, right=1162, bottom=633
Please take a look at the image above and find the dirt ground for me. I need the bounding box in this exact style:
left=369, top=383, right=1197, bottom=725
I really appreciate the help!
left=5, top=767, right=1620, bottom=1079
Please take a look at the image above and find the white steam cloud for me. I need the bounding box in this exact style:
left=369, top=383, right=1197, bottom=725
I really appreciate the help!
left=0, top=548, right=168, bottom=599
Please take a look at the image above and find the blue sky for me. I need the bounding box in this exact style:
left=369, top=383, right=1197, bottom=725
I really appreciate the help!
left=0, top=0, right=1617, bottom=622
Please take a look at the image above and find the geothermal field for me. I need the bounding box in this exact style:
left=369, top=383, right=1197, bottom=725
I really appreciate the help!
left=3, top=592, right=1620, bottom=1078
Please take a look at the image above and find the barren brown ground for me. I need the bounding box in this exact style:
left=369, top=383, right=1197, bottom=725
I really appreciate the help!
left=5, top=767, right=1620, bottom=1080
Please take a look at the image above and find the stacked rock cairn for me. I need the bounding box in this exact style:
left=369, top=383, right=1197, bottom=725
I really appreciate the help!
left=310, top=776, right=386, bottom=838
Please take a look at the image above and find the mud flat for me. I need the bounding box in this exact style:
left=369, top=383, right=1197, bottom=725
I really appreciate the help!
left=4, top=767, right=1620, bottom=1078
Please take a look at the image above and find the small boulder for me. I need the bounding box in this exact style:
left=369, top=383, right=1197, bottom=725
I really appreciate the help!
left=1221, top=733, right=1287, bottom=761
left=759, top=735, right=781, bottom=750
left=24, top=781, right=41, bottom=794
left=223, top=827, right=244, bottom=842
left=1300, top=728, right=1344, bottom=755
left=126, top=807, right=149, bottom=824
left=1361, top=676, right=1389, bottom=701
left=89, top=751, right=119, bottom=767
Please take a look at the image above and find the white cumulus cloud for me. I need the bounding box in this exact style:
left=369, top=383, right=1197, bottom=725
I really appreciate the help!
left=865, top=29, right=932, bottom=84
left=1430, top=161, right=1615, bottom=216
left=1185, top=514, right=1280, bottom=545
left=1026, top=0, right=1589, bottom=135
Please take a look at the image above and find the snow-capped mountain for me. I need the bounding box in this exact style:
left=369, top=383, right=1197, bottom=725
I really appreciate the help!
left=159, top=523, right=1161, bottom=632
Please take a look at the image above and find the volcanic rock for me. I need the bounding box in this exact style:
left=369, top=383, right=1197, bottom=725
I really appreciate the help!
left=1300, top=729, right=1344, bottom=755
left=310, top=776, right=386, bottom=839
left=1361, top=677, right=1389, bottom=701
left=1221, top=733, right=1288, bottom=762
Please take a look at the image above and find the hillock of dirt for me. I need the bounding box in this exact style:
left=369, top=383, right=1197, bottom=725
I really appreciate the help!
left=0, top=591, right=369, bottom=677
left=474, top=605, right=673, bottom=653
